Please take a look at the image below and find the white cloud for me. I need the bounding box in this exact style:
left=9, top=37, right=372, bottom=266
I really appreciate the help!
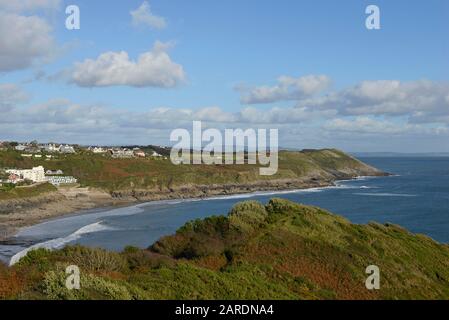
left=0, top=83, right=29, bottom=103
left=238, top=75, right=331, bottom=104
left=238, top=106, right=335, bottom=124
left=2, top=80, right=449, bottom=150
left=130, top=1, right=166, bottom=29
left=0, top=12, right=55, bottom=71
left=324, top=117, right=410, bottom=135
left=70, top=41, right=185, bottom=88
left=193, top=106, right=237, bottom=122
left=0, top=83, right=29, bottom=112
left=297, top=80, right=449, bottom=122
left=0, top=0, right=60, bottom=12
left=323, top=117, right=449, bottom=138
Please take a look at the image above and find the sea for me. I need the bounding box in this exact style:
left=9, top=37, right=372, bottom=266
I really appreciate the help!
left=1, top=157, right=448, bottom=265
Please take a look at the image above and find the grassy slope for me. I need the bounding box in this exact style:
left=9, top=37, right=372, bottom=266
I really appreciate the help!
left=2, top=198, right=449, bottom=300
left=0, top=183, right=57, bottom=201
left=0, top=149, right=382, bottom=193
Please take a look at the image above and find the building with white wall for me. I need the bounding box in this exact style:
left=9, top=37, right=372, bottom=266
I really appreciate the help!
left=6, top=166, right=46, bottom=183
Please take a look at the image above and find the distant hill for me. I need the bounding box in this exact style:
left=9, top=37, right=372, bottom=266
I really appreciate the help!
left=3, top=198, right=449, bottom=300
left=352, top=152, right=449, bottom=158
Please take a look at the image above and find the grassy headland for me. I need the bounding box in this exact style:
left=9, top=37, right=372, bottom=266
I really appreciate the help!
left=0, top=148, right=384, bottom=194
left=1, top=198, right=448, bottom=300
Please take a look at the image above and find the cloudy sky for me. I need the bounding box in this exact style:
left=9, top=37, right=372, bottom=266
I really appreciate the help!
left=1, top=0, right=448, bottom=152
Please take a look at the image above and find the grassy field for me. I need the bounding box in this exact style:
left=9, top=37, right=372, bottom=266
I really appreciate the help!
left=0, top=149, right=380, bottom=193
left=2, top=198, right=449, bottom=300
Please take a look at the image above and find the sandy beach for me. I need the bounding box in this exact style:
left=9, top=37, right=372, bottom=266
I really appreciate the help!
left=0, top=187, right=132, bottom=240
left=0, top=177, right=341, bottom=240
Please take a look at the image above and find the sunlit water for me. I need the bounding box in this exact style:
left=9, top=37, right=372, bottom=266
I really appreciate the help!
left=1, top=157, right=449, bottom=265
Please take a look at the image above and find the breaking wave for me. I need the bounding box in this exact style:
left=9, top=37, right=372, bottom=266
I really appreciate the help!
left=9, top=221, right=113, bottom=266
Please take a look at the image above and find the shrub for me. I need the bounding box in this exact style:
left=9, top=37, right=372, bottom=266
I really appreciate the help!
left=123, top=248, right=175, bottom=271
left=0, top=264, right=24, bottom=299
left=41, top=270, right=135, bottom=300
left=229, top=201, right=267, bottom=233
left=61, top=246, right=127, bottom=273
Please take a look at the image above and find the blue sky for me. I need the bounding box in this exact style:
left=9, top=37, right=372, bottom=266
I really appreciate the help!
left=1, top=0, right=449, bottom=151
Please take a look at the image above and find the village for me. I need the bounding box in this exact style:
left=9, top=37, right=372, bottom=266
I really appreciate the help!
left=0, top=141, right=165, bottom=159
left=0, top=140, right=169, bottom=188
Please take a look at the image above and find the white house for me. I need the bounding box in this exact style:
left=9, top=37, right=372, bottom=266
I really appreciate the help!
left=59, top=145, right=75, bottom=154
left=43, top=144, right=59, bottom=153
left=15, top=144, right=27, bottom=151
left=89, top=146, right=107, bottom=154
left=110, top=148, right=134, bottom=158
left=6, top=166, right=46, bottom=183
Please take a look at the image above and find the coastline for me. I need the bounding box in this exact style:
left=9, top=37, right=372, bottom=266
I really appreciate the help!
left=0, top=172, right=387, bottom=242
left=0, top=187, right=133, bottom=241
left=0, top=149, right=387, bottom=241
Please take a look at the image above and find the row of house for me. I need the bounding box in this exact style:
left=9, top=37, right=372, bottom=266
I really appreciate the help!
left=3, top=141, right=168, bottom=161
left=3, top=166, right=76, bottom=186
left=88, top=146, right=162, bottom=158
left=15, top=143, right=76, bottom=154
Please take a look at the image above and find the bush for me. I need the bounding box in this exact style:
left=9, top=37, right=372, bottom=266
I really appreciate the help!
left=229, top=201, right=267, bottom=233
left=61, top=246, right=127, bottom=273
left=41, top=270, right=135, bottom=300
left=123, top=247, right=175, bottom=271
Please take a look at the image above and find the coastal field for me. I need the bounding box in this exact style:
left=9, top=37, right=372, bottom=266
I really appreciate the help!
left=1, top=198, right=449, bottom=300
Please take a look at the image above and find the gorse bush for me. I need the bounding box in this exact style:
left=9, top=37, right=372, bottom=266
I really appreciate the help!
left=61, top=246, right=127, bottom=273
left=123, top=247, right=175, bottom=271
left=229, top=201, right=268, bottom=233
left=42, top=270, right=137, bottom=300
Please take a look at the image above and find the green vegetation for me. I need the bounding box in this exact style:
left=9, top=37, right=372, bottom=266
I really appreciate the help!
left=2, top=198, right=449, bottom=300
left=0, top=149, right=381, bottom=193
left=0, top=183, right=57, bottom=201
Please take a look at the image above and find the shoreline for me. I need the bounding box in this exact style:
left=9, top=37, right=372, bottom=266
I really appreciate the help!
left=0, top=173, right=387, bottom=242
left=0, top=187, right=134, bottom=241
left=0, top=178, right=335, bottom=240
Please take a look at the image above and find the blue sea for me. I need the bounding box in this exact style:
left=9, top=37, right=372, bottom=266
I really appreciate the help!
left=1, top=157, right=449, bottom=265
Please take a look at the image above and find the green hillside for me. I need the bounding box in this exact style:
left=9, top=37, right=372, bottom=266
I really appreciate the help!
left=2, top=198, right=449, bottom=300
left=0, top=149, right=383, bottom=193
